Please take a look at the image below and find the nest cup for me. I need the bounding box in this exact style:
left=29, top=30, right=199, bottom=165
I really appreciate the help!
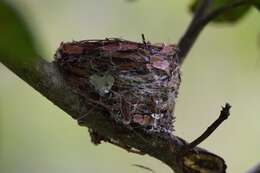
left=55, top=38, right=181, bottom=134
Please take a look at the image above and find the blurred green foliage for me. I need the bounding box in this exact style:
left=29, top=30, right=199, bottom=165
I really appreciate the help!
left=0, top=0, right=259, bottom=173
left=0, top=0, right=37, bottom=68
left=190, top=0, right=259, bottom=23
left=254, top=0, right=260, bottom=10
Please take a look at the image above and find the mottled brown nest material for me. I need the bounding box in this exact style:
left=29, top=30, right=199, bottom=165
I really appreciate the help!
left=54, top=38, right=181, bottom=134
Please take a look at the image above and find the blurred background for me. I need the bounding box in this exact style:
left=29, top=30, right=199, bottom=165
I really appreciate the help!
left=0, top=0, right=260, bottom=172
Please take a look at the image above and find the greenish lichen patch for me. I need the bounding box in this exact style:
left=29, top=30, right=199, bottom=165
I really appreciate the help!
left=89, top=73, right=115, bottom=96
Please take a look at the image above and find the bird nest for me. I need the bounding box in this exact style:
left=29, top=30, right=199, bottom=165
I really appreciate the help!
left=54, top=38, right=181, bottom=134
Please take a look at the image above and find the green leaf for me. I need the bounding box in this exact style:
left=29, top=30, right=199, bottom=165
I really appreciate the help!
left=190, top=0, right=254, bottom=23
left=0, top=0, right=38, bottom=68
left=253, top=1, right=260, bottom=10
left=213, top=5, right=250, bottom=23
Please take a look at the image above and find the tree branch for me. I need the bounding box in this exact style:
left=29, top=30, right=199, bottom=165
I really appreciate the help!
left=0, top=55, right=228, bottom=173
left=177, top=0, right=250, bottom=64
left=186, top=103, right=231, bottom=150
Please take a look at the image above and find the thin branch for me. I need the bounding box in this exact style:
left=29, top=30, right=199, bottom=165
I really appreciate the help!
left=178, top=0, right=250, bottom=64
left=132, top=164, right=156, bottom=173
left=107, top=139, right=145, bottom=155
left=186, top=103, right=231, bottom=150
left=177, top=0, right=212, bottom=63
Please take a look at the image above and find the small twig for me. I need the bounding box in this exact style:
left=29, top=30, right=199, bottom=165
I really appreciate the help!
left=108, top=140, right=145, bottom=155
left=132, top=164, right=156, bottom=173
left=178, top=0, right=249, bottom=64
left=76, top=107, right=96, bottom=121
left=185, top=103, right=231, bottom=150
left=141, top=33, right=147, bottom=47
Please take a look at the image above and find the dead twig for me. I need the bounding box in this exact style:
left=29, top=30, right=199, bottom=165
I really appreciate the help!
left=185, top=103, right=231, bottom=150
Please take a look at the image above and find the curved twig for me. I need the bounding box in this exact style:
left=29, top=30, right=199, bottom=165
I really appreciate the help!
left=186, top=103, right=231, bottom=150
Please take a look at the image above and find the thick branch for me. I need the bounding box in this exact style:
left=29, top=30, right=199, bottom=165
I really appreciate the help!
left=0, top=56, right=227, bottom=173
left=177, top=0, right=250, bottom=64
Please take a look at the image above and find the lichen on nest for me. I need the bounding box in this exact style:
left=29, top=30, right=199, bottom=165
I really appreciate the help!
left=54, top=38, right=181, bottom=134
